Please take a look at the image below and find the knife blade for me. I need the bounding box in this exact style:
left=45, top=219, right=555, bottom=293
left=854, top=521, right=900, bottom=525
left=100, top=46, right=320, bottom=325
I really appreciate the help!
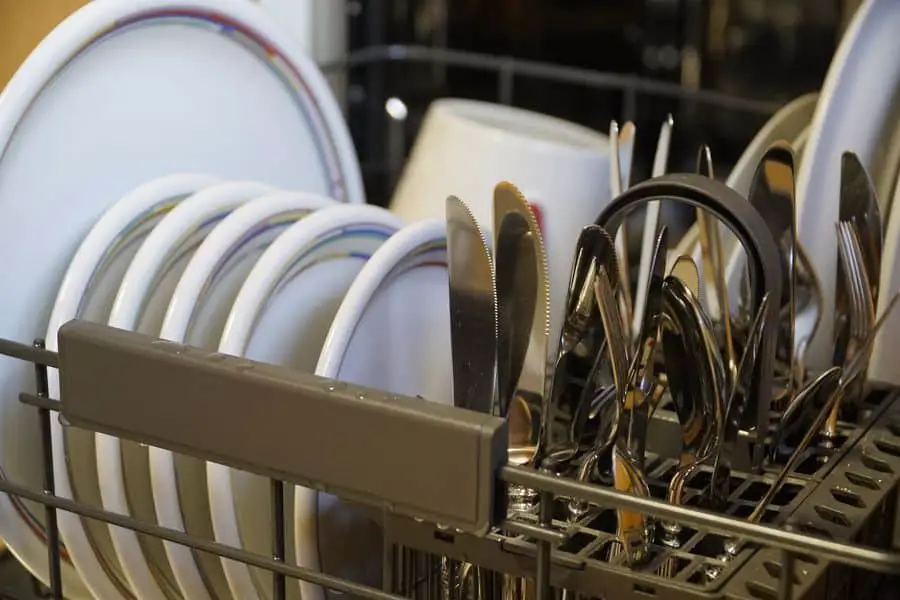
left=446, top=195, right=497, bottom=415
left=747, top=143, right=797, bottom=404
left=610, top=120, right=637, bottom=325
left=493, top=183, right=539, bottom=418
left=633, top=114, right=674, bottom=337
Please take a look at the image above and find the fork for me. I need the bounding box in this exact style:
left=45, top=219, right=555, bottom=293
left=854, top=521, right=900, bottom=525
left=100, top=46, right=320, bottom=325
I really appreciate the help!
left=823, top=221, right=875, bottom=438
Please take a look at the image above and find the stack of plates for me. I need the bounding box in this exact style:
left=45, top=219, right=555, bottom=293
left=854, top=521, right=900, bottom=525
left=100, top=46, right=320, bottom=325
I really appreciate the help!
left=0, top=1, right=454, bottom=599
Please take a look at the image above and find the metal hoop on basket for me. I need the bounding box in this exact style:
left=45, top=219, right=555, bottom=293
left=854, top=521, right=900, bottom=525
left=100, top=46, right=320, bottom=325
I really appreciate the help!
left=594, top=173, right=782, bottom=469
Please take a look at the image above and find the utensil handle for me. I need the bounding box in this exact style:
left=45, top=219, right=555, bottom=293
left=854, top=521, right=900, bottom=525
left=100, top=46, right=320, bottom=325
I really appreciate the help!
left=440, top=557, right=455, bottom=600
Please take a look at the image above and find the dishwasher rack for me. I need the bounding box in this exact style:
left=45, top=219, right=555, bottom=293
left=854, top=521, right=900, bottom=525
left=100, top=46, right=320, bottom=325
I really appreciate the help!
left=2, top=321, right=900, bottom=600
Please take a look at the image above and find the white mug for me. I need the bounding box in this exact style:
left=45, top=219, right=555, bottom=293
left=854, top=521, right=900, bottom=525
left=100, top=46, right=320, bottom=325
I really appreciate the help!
left=390, top=98, right=612, bottom=374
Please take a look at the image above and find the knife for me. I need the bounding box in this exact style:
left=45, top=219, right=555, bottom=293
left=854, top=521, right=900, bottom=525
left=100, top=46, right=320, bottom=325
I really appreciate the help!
left=633, top=115, right=674, bottom=337
left=446, top=195, right=497, bottom=415
left=710, top=294, right=769, bottom=508
left=445, top=195, right=496, bottom=600
left=747, top=143, right=797, bottom=405
left=493, top=183, right=539, bottom=419
left=610, top=120, right=637, bottom=325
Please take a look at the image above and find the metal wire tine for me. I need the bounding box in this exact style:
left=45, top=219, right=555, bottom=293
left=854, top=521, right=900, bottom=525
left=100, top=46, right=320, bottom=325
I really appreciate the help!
left=838, top=222, right=872, bottom=400
left=847, top=221, right=876, bottom=336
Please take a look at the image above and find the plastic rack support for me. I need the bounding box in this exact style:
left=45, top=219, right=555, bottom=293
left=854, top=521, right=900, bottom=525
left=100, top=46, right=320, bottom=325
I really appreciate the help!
left=56, top=320, right=508, bottom=535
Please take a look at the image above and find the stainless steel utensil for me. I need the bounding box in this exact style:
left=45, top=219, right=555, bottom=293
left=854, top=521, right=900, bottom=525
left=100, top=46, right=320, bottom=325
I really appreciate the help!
left=610, top=120, right=636, bottom=324
left=704, top=365, right=842, bottom=582
left=695, top=145, right=737, bottom=382
left=824, top=221, right=876, bottom=438
left=839, top=151, right=882, bottom=307
left=709, top=292, right=900, bottom=580
left=611, top=227, right=667, bottom=566
left=494, top=183, right=539, bottom=418
left=661, top=276, right=724, bottom=469
left=710, top=294, right=770, bottom=508
left=633, top=115, right=674, bottom=336
left=658, top=276, right=724, bottom=552
left=446, top=195, right=497, bottom=415
left=669, top=255, right=701, bottom=302
left=746, top=143, right=797, bottom=405
left=566, top=266, right=628, bottom=522
left=496, top=183, right=551, bottom=517
left=445, top=195, right=496, bottom=600
left=538, top=226, right=616, bottom=466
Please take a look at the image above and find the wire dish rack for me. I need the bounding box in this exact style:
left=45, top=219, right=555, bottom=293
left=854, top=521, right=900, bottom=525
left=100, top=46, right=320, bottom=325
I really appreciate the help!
left=1, top=46, right=900, bottom=600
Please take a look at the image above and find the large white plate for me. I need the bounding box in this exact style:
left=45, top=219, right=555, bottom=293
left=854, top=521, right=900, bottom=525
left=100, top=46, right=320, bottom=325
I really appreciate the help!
left=795, top=0, right=900, bottom=369
left=313, top=219, right=451, bottom=600
left=870, top=149, right=900, bottom=385
left=44, top=174, right=218, bottom=599
left=102, top=181, right=273, bottom=599
left=0, top=0, right=363, bottom=590
left=216, top=204, right=403, bottom=600
left=156, top=190, right=336, bottom=600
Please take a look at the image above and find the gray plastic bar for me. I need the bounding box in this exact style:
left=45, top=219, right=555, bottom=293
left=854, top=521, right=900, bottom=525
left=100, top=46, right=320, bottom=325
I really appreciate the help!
left=57, top=320, right=508, bottom=534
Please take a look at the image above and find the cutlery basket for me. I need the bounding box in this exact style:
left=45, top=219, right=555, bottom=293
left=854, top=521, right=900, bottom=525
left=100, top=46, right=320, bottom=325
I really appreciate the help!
left=382, top=386, right=899, bottom=600
left=648, top=383, right=897, bottom=483
left=723, top=389, right=900, bottom=600
left=4, top=320, right=900, bottom=600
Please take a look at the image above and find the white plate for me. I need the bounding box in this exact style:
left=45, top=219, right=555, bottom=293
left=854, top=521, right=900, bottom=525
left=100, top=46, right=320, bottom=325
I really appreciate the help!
left=43, top=174, right=218, bottom=599
left=795, top=0, right=900, bottom=368
left=216, top=204, right=403, bottom=600
left=0, top=0, right=362, bottom=587
left=155, top=190, right=336, bottom=600
left=870, top=152, right=900, bottom=384
left=794, top=125, right=811, bottom=161
left=313, top=219, right=451, bottom=600
left=726, top=93, right=818, bottom=200
left=101, top=180, right=272, bottom=599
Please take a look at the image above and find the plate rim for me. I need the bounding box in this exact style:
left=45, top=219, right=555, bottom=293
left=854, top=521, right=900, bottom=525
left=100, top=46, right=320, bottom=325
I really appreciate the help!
left=151, top=189, right=337, bottom=599
left=211, top=203, right=402, bottom=599
left=311, top=218, right=449, bottom=600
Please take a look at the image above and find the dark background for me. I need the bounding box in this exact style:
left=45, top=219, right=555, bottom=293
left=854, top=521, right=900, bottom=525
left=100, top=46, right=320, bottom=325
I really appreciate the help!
left=343, top=0, right=855, bottom=206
